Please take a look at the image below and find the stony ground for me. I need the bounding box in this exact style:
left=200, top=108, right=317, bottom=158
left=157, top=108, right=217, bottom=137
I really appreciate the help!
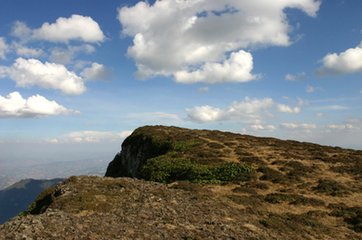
left=1, top=126, right=361, bottom=239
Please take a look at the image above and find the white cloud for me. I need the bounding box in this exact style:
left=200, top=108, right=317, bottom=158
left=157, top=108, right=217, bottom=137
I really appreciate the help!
left=306, top=85, right=315, bottom=93
left=250, top=124, right=276, bottom=131
left=281, top=122, right=316, bottom=130
left=55, top=130, right=133, bottom=143
left=187, top=97, right=274, bottom=123
left=284, top=72, right=306, bottom=81
left=80, top=62, right=109, bottom=81
left=49, top=44, right=95, bottom=64
left=4, top=58, right=86, bottom=95
left=174, top=50, right=257, bottom=84
left=12, top=43, right=44, bottom=57
left=33, top=15, right=105, bottom=43
left=319, top=42, right=362, bottom=75
left=11, top=21, right=32, bottom=41
left=0, top=37, right=8, bottom=59
left=277, top=104, right=301, bottom=113
left=119, top=0, right=320, bottom=80
left=326, top=124, right=353, bottom=130
left=0, top=92, right=74, bottom=118
left=186, top=105, right=223, bottom=123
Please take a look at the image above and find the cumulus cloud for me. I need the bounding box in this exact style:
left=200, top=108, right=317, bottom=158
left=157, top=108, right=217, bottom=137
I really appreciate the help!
left=319, top=42, right=362, bottom=75
left=3, top=58, right=86, bottom=95
left=186, top=105, right=223, bottom=123
left=0, top=92, right=74, bottom=118
left=80, top=62, right=109, bottom=81
left=187, top=97, right=274, bottom=123
left=277, top=104, right=301, bottom=113
left=33, top=15, right=105, bottom=43
left=54, top=130, right=133, bottom=143
left=0, top=37, right=8, bottom=59
left=119, top=0, right=321, bottom=80
left=174, top=50, right=257, bottom=83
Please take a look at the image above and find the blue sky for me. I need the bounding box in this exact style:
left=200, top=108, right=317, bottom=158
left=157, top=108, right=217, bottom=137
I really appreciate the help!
left=0, top=0, right=361, bottom=167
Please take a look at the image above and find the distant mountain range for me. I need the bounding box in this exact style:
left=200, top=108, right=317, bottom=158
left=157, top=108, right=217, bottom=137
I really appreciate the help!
left=0, top=178, right=64, bottom=224
left=0, top=158, right=109, bottom=190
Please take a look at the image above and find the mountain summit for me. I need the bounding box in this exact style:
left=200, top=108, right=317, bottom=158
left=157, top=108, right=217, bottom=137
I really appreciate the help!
left=1, top=126, right=361, bottom=239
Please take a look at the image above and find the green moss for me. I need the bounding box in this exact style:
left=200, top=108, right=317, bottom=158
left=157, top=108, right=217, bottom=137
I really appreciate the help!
left=141, top=157, right=254, bottom=183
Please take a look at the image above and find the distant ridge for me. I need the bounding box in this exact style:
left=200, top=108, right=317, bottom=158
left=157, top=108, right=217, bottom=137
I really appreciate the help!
left=0, top=178, right=64, bottom=224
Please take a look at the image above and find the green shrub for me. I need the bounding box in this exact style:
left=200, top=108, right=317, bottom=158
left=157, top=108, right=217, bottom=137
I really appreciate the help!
left=140, top=157, right=254, bottom=183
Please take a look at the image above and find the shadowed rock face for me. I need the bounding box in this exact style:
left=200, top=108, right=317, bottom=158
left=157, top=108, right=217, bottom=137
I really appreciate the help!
left=1, top=126, right=362, bottom=239
left=105, top=130, right=172, bottom=178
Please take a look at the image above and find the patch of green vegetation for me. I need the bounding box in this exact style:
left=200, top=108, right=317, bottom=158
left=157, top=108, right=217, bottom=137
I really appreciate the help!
left=141, top=157, right=254, bottom=183
left=172, top=140, right=200, bottom=152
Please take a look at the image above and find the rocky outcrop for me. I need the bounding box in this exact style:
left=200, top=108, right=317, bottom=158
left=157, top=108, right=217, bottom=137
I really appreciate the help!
left=105, top=126, right=172, bottom=178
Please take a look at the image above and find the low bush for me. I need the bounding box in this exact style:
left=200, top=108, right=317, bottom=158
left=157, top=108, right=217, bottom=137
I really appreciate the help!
left=141, top=157, right=254, bottom=183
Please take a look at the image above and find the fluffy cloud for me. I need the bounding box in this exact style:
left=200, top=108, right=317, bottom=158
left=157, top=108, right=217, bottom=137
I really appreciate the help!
left=4, top=58, right=86, bottom=95
left=277, top=104, right=301, bottom=113
left=54, top=130, right=133, bottom=143
left=319, top=42, right=362, bottom=75
left=119, top=0, right=320, bottom=80
left=33, top=15, right=105, bottom=43
left=174, top=50, right=257, bottom=83
left=0, top=92, right=73, bottom=118
left=80, top=62, right=109, bottom=81
left=0, top=37, right=8, bottom=59
left=186, top=105, right=223, bottom=122
left=187, top=97, right=274, bottom=123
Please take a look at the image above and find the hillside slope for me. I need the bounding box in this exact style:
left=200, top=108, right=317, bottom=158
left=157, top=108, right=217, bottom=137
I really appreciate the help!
left=1, top=125, right=361, bottom=239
